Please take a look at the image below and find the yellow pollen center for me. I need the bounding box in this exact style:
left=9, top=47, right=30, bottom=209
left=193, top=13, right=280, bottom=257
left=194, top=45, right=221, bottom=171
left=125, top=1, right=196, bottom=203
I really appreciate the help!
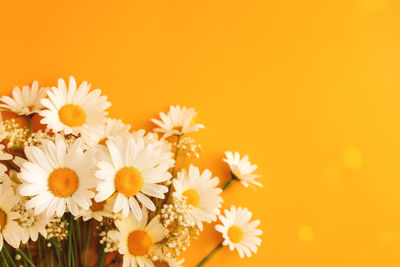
left=48, top=168, right=79, bottom=198
left=0, top=208, right=7, bottom=231
left=58, top=104, right=86, bottom=127
left=115, top=167, right=143, bottom=197
left=90, top=199, right=105, bottom=212
left=127, top=230, right=153, bottom=256
left=99, top=137, right=108, bottom=146
left=182, top=189, right=200, bottom=207
left=227, top=225, right=244, bottom=243
left=153, top=260, right=170, bottom=267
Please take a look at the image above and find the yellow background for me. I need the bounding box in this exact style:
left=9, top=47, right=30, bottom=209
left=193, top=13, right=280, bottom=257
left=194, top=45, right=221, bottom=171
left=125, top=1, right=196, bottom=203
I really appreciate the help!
left=0, top=0, right=399, bottom=266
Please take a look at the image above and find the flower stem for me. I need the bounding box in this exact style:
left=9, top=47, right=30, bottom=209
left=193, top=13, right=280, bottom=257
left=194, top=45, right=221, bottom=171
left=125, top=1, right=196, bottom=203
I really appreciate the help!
left=222, top=173, right=239, bottom=191
left=2, top=245, right=17, bottom=267
left=98, top=245, right=105, bottom=267
left=84, top=220, right=93, bottom=266
left=18, top=249, right=35, bottom=267
left=197, top=242, right=223, bottom=267
left=0, top=250, right=10, bottom=267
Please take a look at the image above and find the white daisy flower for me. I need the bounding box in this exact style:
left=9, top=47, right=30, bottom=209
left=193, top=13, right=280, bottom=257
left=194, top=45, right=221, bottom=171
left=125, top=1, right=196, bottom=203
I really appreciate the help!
left=223, top=151, right=262, bottom=187
left=39, top=76, right=111, bottom=137
left=173, top=165, right=223, bottom=230
left=151, top=105, right=204, bottom=137
left=0, top=184, right=23, bottom=249
left=18, top=135, right=96, bottom=217
left=109, top=208, right=165, bottom=267
left=13, top=197, right=48, bottom=244
left=215, top=206, right=262, bottom=258
left=77, top=197, right=114, bottom=222
left=95, top=135, right=174, bottom=219
left=85, top=118, right=131, bottom=147
left=0, top=81, right=48, bottom=115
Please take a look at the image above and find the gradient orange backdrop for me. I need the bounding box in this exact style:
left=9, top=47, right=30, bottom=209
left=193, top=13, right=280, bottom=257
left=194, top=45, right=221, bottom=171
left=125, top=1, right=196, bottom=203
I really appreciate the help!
left=0, top=0, right=399, bottom=266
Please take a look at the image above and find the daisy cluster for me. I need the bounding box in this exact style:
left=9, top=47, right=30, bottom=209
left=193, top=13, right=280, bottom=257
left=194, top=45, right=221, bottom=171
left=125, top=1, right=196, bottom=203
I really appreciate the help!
left=0, top=77, right=263, bottom=267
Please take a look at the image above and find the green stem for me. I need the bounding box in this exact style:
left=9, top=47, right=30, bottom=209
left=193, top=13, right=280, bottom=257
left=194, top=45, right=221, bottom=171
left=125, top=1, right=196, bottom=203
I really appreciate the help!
left=83, top=220, right=93, bottom=266
left=222, top=179, right=234, bottom=190
left=50, top=239, right=61, bottom=267
left=1, top=250, right=10, bottom=267
left=197, top=242, right=223, bottom=267
left=18, top=249, right=35, bottom=267
left=76, top=218, right=82, bottom=251
left=98, top=246, right=105, bottom=267
left=2, top=245, right=17, bottom=267
left=26, top=242, right=32, bottom=261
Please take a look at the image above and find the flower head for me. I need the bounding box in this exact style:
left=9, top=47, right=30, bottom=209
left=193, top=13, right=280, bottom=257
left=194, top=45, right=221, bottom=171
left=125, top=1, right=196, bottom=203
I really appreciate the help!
left=215, top=206, right=262, bottom=258
left=95, top=135, right=174, bottom=219
left=109, top=208, right=165, bottom=267
left=223, top=151, right=262, bottom=187
left=173, top=165, right=222, bottom=230
left=18, top=135, right=97, bottom=217
left=40, top=76, right=111, bottom=136
left=151, top=105, right=204, bottom=137
left=0, top=81, right=48, bottom=115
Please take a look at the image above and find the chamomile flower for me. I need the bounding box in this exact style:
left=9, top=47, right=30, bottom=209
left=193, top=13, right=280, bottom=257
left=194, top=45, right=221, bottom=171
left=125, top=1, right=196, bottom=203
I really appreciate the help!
left=86, top=118, right=131, bottom=147
left=215, top=206, right=262, bottom=258
left=172, top=165, right=223, bottom=230
left=151, top=105, right=204, bottom=137
left=109, top=208, right=165, bottom=267
left=78, top=197, right=114, bottom=222
left=95, top=135, right=174, bottom=219
left=18, top=135, right=97, bottom=217
left=0, top=81, right=48, bottom=115
left=39, top=76, right=111, bottom=137
left=223, top=151, right=262, bottom=187
left=0, top=184, right=22, bottom=249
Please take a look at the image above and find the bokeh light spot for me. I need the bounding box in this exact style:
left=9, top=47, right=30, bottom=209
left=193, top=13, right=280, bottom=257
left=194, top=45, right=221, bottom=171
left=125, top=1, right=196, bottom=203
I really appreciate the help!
left=298, top=226, right=314, bottom=242
left=342, top=148, right=363, bottom=170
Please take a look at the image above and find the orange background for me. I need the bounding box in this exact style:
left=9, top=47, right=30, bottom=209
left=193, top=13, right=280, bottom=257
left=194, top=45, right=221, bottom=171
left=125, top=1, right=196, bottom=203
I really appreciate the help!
left=0, top=0, right=399, bottom=266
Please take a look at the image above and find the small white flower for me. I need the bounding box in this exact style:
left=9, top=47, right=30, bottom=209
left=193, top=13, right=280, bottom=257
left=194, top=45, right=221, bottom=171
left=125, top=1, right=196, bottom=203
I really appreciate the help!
left=215, top=206, right=262, bottom=258
left=151, top=105, right=204, bottom=137
left=0, top=184, right=23, bottom=249
left=223, top=151, right=262, bottom=187
left=0, top=81, right=48, bottom=115
left=109, top=208, right=165, bottom=267
left=18, top=135, right=97, bottom=217
left=95, top=135, right=173, bottom=219
left=39, top=76, right=111, bottom=137
left=173, top=165, right=223, bottom=230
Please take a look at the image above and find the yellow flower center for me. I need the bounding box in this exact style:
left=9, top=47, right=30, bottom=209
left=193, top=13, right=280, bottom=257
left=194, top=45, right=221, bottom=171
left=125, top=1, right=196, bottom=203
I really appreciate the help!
left=58, top=104, right=86, bottom=127
left=227, top=225, right=244, bottom=243
left=90, top=199, right=106, bottom=212
left=115, top=167, right=143, bottom=197
left=98, top=137, right=108, bottom=146
left=153, top=260, right=170, bottom=267
left=182, top=189, right=200, bottom=207
left=48, top=168, right=79, bottom=198
left=0, top=208, right=7, bottom=231
left=127, top=230, right=153, bottom=256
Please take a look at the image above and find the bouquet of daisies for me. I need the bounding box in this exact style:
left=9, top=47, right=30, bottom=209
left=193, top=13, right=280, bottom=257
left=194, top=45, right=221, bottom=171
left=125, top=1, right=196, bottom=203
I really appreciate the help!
left=0, top=77, right=263, bottom=267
